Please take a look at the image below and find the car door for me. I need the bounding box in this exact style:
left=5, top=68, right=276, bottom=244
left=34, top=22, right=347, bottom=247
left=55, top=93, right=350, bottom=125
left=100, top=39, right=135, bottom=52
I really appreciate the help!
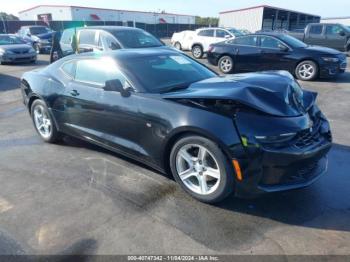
left=196, top=29, right=215, bottom=52
left=63, top=57, right=145, bottom=158
left=258, top=35, right=293, bottom=71
left=228, top=35, right=262, bottom=72
left=325, top=24, right=347, bottom=51
left=306, top=24, right=325, bottom=46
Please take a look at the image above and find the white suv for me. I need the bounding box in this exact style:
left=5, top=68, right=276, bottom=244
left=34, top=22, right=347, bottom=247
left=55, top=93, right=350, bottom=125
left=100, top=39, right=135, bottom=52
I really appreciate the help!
left=171, top=27, right=239, bottom=58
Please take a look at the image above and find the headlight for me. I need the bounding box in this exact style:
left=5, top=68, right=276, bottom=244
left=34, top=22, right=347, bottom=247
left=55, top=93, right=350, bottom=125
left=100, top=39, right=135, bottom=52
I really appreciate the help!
left=39, top=39, right=49, bottom=44
left=322, top=57, right=339, bottom=63
left=29, top=47, right=36, bottom=53
left=4, top=50, right=15, bottom=55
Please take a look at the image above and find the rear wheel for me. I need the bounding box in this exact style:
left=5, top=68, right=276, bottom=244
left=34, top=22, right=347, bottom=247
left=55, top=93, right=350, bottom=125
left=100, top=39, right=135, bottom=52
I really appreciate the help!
left=192, top=45, right=203, bottom=59
left=218, top=55, right=234, bottom=74
left=295, top=60, right=318, bottom=81
left=174, top=42, right=182, bottom=50
left=31, top=99, right=61, bottom=143
left=170, top=135, right=235, bottom=203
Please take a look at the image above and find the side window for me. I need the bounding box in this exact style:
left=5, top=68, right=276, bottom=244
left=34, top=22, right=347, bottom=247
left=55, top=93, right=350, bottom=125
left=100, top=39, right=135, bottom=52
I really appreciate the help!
left=104, top=34, right=121, bottom=50
left=216, top=29, right=229, bottom=38
left=75, top=58, right=129, bottom=87
left=78, top=30, right=96, bottom=46
left=198, top=29, right=214, bottom=37
left=61, top=61, right=76, bottom=78
left=260, top=36, right=283, bottom=49
left=61, top=28, right=75, bottom=45
left=309, top=25, right=323, bottom=35
left=325, top=25, right=343, bottom=36
left=232, top=36, right=257, bottom=46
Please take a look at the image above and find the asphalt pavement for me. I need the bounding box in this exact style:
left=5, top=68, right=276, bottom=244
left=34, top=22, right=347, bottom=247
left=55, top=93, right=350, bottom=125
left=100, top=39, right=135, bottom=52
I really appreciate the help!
left=0, top=54, right=350, bottom=256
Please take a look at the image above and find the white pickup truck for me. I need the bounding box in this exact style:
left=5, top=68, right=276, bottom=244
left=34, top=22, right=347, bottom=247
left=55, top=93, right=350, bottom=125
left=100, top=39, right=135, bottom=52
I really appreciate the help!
left=171, top=27, right=242, bottom=58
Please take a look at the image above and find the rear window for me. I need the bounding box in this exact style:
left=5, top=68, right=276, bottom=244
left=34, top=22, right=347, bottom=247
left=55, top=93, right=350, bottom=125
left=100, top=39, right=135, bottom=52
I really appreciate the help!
left=79, top=30, right=96, bottom=46
left=309, top=25, right=322, bottom=35
left=109, top=29, right=162, bottom=48
left=198, top=29, right=215, bottom=37
left=230, top=36, right=257, bottom=46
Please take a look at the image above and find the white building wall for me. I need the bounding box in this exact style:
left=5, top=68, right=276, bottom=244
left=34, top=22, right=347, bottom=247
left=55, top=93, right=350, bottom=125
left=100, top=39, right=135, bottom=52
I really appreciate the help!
left=219, top=7, right=264, bottom=32
left=321, top=18, right=350, bottom=26
left=19, top=6, right=195, bottom=24
left=19, top=6, right=73, bottom=20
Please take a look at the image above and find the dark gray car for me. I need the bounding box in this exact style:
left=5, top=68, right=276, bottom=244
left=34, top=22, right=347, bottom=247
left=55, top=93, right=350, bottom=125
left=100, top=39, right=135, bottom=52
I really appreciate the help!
left=0, top=34, right=37, bottom=64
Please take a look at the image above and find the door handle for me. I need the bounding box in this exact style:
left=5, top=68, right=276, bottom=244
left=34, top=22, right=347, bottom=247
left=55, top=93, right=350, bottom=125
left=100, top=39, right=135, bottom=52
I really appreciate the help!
left=70, top=90, right=80, bottom=96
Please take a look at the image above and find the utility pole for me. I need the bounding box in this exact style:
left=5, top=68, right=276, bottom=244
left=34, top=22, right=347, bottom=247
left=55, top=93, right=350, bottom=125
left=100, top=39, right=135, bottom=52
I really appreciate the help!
left=0, top=14, right=6, bottom=33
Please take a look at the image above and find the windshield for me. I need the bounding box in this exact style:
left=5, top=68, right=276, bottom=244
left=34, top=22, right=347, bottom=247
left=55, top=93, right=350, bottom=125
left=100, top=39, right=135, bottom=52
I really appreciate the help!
left=109, top=29, right=163, bottom=48
left=278, top=34, right=307, bottom=48
left=30, top=27, right=51, bottom=35
left=121, top=54, right=216, bottom=93
left=0, top=35, right=26, bottom=45
left=227, top=28, right=244, bottom=37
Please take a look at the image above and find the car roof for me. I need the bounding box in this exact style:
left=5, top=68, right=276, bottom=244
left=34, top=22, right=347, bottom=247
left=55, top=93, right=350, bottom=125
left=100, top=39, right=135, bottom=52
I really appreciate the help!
left=248, top=32, right=285, bottom=37
left=20, top=25, right=48, bottom=28
left=68, top=26, right=143, bottom=31
left=61, top=47, right=178, bottom=62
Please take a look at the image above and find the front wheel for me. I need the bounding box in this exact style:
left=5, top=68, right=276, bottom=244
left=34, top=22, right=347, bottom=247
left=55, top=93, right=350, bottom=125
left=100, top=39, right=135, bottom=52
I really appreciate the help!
left=295, top=60, right=318, bottom=81
left=31, top=99, right=61, bottom=143
left=192, top=45, right=203, bottom=59
left=174, top=42, right=182, bottom=50
left=218, top=56, right=234, bottom=74
left=170, top=135, right=235, bottom=203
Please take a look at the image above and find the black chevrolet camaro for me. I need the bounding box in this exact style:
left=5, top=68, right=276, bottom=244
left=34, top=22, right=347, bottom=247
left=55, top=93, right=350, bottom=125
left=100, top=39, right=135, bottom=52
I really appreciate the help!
left=207, top=33, right=347, bottom=81
left=21, top=48, right=332, bottom=203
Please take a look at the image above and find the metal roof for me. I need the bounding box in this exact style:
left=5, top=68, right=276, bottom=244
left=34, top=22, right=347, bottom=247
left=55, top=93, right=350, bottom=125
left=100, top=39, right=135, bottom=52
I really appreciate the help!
left=219, top=5, right=320, bottom=18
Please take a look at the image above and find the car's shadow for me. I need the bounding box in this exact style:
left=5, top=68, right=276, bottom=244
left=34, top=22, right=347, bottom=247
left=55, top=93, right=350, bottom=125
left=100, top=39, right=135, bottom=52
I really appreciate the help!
left=60, top=135, right=350, bottom=235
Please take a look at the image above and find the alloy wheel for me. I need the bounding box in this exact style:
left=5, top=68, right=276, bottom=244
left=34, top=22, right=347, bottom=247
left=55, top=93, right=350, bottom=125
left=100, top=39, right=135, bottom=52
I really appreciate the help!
left=220, top=58, right=232, bottom=73
left=175, top=144, right=221, bottom=195
left=298, top=63, right=315, bottom=80
left=33, top=105, right=52, bottom=139
left=192, top=47, right=202, bottom=58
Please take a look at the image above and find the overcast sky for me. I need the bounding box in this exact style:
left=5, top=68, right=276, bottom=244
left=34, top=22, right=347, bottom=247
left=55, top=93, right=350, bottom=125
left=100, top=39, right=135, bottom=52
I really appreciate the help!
left=2, top=0, right=349, bottom=18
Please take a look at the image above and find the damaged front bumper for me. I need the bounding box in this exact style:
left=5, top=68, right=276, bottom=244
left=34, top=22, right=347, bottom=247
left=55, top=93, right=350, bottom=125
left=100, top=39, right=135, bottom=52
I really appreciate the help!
left=232, top=106, right=332, bottom=197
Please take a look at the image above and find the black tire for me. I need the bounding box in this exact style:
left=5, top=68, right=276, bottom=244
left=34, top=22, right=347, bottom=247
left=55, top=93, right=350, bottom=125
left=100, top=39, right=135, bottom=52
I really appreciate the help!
left=192, top=45, right=203, bottom=59
left=295, top=60, right=318, bottom=81
left=218, top=55, right=234, bottom=74
left=170, top=135, right=235, bottom=203
left=30, top=99, right=61, bottom=143
left=174, top=42, right=182, bottom=50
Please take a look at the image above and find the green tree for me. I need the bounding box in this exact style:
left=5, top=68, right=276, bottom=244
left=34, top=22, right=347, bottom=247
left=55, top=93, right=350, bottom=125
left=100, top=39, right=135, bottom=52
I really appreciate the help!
left=195, top=16, right=219, bottom=26
left=0, top=12, right=19, bottom=21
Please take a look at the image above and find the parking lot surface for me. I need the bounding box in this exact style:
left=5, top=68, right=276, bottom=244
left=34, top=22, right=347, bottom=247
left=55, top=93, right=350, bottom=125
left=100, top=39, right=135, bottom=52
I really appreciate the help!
left=0, top=54, right=350, bottom=255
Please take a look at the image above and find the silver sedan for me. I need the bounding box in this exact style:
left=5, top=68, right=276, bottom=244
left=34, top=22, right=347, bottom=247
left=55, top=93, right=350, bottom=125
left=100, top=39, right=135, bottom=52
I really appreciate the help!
left=0, top=34, right=37, bottom=64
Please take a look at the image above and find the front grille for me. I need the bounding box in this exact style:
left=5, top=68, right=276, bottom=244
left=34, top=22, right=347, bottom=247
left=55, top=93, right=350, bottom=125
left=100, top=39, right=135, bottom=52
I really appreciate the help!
left=12, top=49, right=29, bottom=54
left=294, top=128, right=321, bottom=148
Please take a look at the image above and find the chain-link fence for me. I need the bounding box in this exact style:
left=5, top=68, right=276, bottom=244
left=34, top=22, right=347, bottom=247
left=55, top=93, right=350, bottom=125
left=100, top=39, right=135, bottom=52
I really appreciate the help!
left=0, top=20, right=210, bottom=38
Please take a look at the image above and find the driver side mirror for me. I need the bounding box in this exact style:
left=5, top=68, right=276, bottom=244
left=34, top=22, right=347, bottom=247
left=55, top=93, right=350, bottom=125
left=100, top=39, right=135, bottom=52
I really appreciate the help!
left=109, top=42, right=121, bottom=50
left=104, top=79, right=131, bottom=97
left=339, top=31, right=346, bottom=37
left=26, top=33, right=31, bottom=37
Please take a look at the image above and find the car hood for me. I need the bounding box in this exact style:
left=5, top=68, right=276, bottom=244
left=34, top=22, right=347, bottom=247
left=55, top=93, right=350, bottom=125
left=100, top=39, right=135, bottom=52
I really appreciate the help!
left=0, top=44, right=32, bottom=50
left=162, top=71, right=317, bottom=117
left=302, top=45, right=341, bottom=55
